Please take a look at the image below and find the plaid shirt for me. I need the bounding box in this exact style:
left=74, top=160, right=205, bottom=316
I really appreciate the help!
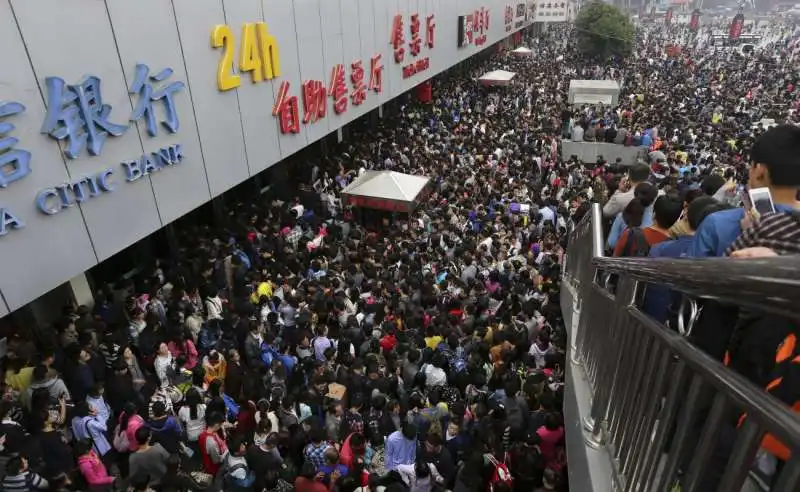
left=285, top=226, right=303, bottom=249
left=304, top=442, right=331, bottom=471
left=265, top=478, right=294, bottom=492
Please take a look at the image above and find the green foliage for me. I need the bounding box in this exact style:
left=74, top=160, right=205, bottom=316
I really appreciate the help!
left=575, top=2, right=635, bottom=60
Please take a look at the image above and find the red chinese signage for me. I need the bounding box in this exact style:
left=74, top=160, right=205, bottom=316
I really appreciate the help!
left=301, top=80, right=326, bottom=124
left=329, top=64, right=348, bottom=114
left=729, top=13, right=744, bottom=40
left=272, top=54, right=384, bottom=134
left=689, top=9, right=700, bottom=31
left=391, top=12, right=436, bottom=79
left=272, top=81, right=299, bottom=134
left=346, top=196, right=410, bottom=213
left=474, top=7, right=490, bottom=46
left=369, top=55, right=384, bottom=93
left=402, top=58, right=430, bottom=78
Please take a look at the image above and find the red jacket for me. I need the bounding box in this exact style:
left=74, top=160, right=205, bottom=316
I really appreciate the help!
left=198, top=429, right=228, bottom=475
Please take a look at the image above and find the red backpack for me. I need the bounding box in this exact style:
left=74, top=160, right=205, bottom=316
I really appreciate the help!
left=485, top=453, right=514, bottom=492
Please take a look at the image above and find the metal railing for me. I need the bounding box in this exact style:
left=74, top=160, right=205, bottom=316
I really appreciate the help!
left=563, top=203, right=800, bottom=492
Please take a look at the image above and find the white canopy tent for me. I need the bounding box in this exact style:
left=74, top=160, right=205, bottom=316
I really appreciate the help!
left=341, top=170, right=431, bottom=214
left=478, top=70, right=516, bottom=87
left=511, top=46, right=533, bottom=55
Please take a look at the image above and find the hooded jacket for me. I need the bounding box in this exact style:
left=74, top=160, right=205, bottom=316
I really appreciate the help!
left=26, top=376, right=70, bottom=409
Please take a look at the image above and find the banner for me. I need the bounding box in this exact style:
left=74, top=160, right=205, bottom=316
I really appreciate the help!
left=665, top=8, right=673, bottom=25
left=457, top=14, right=473, bottom=47
left=416, top=81, right=432, bottom=103
left=729, top=12, right=744, bottom=40
left=689, top=9, right=700, bottom=31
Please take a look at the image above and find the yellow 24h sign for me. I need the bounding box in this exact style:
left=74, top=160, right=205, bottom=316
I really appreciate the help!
left=212, top=22, right=281, bottom=91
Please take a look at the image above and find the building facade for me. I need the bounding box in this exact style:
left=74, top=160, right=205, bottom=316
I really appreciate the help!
left=0, top=0, right=533, bottom=319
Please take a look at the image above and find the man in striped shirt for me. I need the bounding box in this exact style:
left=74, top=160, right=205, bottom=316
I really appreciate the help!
left=0, top=456, right=49, bottom=491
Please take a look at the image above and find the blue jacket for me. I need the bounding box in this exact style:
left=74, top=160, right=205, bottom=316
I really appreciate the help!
left=643, top=235, right=694, bottom=323
left=688, top=205, right=795, bottom=258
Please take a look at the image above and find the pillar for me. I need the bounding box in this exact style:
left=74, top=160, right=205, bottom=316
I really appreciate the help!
left=69, top=273, right=95, bottom=310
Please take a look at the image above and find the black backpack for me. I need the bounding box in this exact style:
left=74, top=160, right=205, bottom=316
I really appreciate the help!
left=620, top=227, right=651, bottom=257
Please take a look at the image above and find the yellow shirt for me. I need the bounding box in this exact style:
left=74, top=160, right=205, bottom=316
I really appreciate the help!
left=425, top=336, right=443, bottom=350
left=204, top=360, right=227, bottom=385
left=5, top=367, right=33, bottom=391
left=250, top=282, right=274, bottom=304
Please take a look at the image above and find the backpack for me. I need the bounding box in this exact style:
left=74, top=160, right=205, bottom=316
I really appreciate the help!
left=223, top=463, right=254, bottom=491
left=485, top=453, right=514, bottom=492
left=269, top=377, right=287, bottom=404
left=621, top=227, right=651, bottom=257
left=450, top=346, right=468, bottom=374
left=112, top=423, right=130, bottom=452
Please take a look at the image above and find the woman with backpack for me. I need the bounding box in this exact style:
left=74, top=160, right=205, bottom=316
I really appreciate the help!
left=115, top=401, right=145, bottom=477
left=613, top=194, right=681, bottom=258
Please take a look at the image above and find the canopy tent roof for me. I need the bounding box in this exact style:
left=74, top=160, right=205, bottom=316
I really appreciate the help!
left=478, top=70, right=516, bottom=86
left=568, top=79, right=621, bottom=106
left=511, top=46, right=533, bottom=54
left=341, top=170, right=431, bottom=213
left=568, top=79, right=620, bottom=91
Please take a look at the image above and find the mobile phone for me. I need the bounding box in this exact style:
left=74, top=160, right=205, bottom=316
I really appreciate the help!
left=747, top=187, right=775, bottom=218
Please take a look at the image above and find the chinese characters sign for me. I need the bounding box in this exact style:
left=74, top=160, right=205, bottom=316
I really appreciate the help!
left=458, top=8, right=489, bottom=48
left=0, top=64, right=187, bottom=236
left=532, top=1, right=568, bottom=22
left=504, top=6, right=514, bottom=31
left=390, top=12, right=436, bottom=80
left=213, top=22, right=384, bottom=136
left=515, top=3, right=526, bottom=28
left=271, top=55, right=384, bottom=135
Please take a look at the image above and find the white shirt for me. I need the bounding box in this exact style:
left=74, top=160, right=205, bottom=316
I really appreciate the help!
left=154, top=354, right=174, bottom=388
left=423, top=364, right=447, bottom=388
left=178, top=404, right=207, bottom=441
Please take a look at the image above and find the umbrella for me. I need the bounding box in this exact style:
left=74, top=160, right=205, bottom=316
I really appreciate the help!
left=649, top=150, right=666, bottom=162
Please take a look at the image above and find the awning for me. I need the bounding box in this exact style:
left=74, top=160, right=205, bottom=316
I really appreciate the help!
left=511, top=47, right=532, bottom=55
left=341, top=170, right=431, bottom=213
left=478, top=70, right=516, bottom=87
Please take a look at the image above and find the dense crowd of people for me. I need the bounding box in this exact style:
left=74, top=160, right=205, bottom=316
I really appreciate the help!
left=1, top=16, right=800, bottom=492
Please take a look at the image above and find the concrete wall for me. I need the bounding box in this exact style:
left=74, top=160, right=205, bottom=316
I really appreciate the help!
left=0, top=0, right=532, bottom=315
left=561, top=141, right=646, bottom=166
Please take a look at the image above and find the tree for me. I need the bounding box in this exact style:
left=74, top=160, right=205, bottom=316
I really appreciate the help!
left=575, top=2, right=635, bottom=60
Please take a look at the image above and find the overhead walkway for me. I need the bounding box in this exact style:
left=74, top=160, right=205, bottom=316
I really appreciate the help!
left=561, top=203, right=800, bottom=492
